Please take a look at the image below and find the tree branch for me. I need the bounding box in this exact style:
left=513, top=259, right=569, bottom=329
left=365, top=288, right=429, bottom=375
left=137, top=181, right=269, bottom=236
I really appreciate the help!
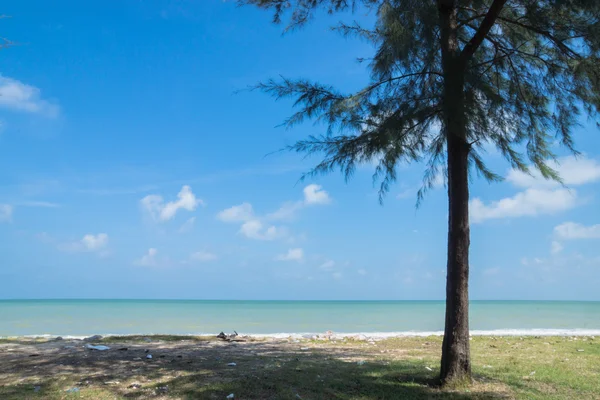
left=497, top=16, right=582, bottom=59
left=460, top=0, right=508, bottom=64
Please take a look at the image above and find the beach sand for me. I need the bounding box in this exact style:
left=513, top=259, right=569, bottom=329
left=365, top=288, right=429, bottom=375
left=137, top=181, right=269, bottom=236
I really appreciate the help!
left=0, top=334, right=598, bottom=399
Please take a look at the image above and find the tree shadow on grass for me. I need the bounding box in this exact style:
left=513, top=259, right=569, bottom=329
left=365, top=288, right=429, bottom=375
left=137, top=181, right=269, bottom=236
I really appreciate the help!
left=0, top=339, right=512, bottom=400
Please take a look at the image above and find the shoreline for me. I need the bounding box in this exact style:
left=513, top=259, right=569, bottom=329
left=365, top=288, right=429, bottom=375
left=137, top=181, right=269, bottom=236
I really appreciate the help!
left=3, top=328, right=600, bottom=340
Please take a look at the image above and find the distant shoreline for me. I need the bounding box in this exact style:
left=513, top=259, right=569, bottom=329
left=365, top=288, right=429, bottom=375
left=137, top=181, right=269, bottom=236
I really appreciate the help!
left=3, top=329, right=600, bottom=340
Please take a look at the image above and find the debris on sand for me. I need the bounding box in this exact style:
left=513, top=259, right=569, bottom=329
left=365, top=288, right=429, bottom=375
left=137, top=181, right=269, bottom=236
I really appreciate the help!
left=65, top=387, right=80, bottom=393
left=226, top=394, right=235, bottom=399
left=217, top=331, right=241, bottom=342
left=227, top=362, right=237, bottom=366
left=146, top=354, right=153, bottom=359
left=425, top=366, right=433, bottom=371
left=85, top=344, right=110, bottom=351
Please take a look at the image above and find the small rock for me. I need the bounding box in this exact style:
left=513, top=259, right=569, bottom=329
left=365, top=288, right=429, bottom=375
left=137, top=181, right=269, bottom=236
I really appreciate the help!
left=83, top=335, right=103, bottom=342
left=55, top=336, right=63, bottom=341
left=128, top=383, right=142, bottom=389
left=226, top=394, right=235, bottom=399
left=227, top=362, right=237, bottom=366
left=157, top=386, right=168, bottom=393
left=425, top=366, right=433, bottom=371
left=105, top=381, right=120, bottom=385
left=118, top=347, right=128, bottom=351
left=142, top=337, right=152, bottom=342
left=145, top=349, right=150, bottom=353
left=65, top=387, right=80, bottom=393
left=133, top=357, right=142, bottom=361
left=146, top=354, right=153, bottom=359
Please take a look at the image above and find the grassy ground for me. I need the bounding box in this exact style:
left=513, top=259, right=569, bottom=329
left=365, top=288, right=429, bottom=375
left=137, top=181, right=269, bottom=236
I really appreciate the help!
left=0, top=335, right=598, bottom=399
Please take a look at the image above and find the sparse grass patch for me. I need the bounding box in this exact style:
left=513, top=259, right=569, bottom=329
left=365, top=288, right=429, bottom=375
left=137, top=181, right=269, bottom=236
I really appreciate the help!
left=0, top=336, right=597, bottom=399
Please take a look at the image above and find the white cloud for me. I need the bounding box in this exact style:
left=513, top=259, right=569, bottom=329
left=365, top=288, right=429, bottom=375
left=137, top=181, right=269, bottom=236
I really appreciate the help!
left=472, top=156, right=600, bottom=224
left=217, top=202, right=254, bottom=222
left=267, top=201, right=303, bottom=221
left=178, top=217, right=196, bottom=233
left=507, top=155, right=600, bottom=188
left=0, top=76, right=60, bottom=117
left=303, top=184, right=331, bottom=205
left=134, top=248, right=159, bottom=267
left=320, top=260, right=336, bottom=270
left=357, top=269, right=367, bottom=275
left=60, top=233, right=109, bottom=254
left=332, top=272, right=343, bottom=280
left=189, top=250, right=218, bottom=262
left=0, top=204, right=13, bottom=222
left=275, top=248, right=304, bottom=262
left=470, top=188, right=577, bottom=223
left=218, top=185, right=330, bottom=240
left=239, top=219, right=285, bottom=240
left=551, top=241, right=564, bottom=255
left=554, top=222, right=600, bottom=240
left=141, top=185, right=203, bottom=222
left=81, top=233, right=108, bottom=251
left=268, top=184, right=332, bottom=221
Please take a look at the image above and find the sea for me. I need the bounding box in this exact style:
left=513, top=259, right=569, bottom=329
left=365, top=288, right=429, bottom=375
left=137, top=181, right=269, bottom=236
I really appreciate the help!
left=1, top=300, right=599, bottom=338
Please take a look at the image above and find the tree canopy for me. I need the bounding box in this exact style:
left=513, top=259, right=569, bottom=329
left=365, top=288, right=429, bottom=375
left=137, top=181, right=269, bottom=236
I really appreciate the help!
left=244, top=0, right=600, bottom=202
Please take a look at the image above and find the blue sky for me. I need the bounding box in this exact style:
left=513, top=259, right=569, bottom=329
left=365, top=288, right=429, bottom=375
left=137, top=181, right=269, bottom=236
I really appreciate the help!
left=1, top=0, right=600, bottom=300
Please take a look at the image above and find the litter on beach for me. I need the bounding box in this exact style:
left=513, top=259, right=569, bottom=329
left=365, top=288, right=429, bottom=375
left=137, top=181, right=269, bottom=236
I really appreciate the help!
left=85, top=344, right=110, bottom=351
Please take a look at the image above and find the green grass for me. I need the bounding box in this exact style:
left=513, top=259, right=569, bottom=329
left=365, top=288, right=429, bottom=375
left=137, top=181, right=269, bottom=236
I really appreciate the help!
left=0, top=335, right=598, bottom=399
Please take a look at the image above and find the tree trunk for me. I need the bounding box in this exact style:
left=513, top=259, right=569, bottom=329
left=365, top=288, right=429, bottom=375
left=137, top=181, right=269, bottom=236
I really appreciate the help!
left=440, top=114, right=471, bottom=385
left=438, top=0, right=472, bottom=385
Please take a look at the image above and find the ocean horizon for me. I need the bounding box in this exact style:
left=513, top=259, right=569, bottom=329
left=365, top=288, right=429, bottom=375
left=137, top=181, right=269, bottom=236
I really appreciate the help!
left=2, top=299, right=600, bottom=337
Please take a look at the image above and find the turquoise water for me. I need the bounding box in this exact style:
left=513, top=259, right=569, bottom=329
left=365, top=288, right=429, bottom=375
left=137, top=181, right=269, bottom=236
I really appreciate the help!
left=1, top=300, right=599, bottom=337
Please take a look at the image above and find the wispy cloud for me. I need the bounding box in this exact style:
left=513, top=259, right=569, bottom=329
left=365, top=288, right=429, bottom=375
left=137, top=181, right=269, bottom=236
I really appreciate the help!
left=141, top=185, right=203, bottom=222
left=470, top=188, right=577, bottom=223
left=267, top=184, right=331, bottom=221
left=59, top=233, right=109, bottom=255
left=470, top=155, right=600, bottom=224
left=275, top=248, right=304, bottom=262
left=133, top=247, right=170, bottom=267
left=217, top=185, right=330, bottom=241
left=0, top=76, right=60, bottom=117
left=178, top=217, right=196, bottom=233
left=188, top=250, right=218, bottom=263
left=0, top=204, right=13, bottom=222
left=554, top=222, right=600, bottom=240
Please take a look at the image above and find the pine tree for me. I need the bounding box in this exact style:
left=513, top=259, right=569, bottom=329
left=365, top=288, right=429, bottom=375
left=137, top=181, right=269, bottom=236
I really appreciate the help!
left=240, top=0, right=600, bottom=384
